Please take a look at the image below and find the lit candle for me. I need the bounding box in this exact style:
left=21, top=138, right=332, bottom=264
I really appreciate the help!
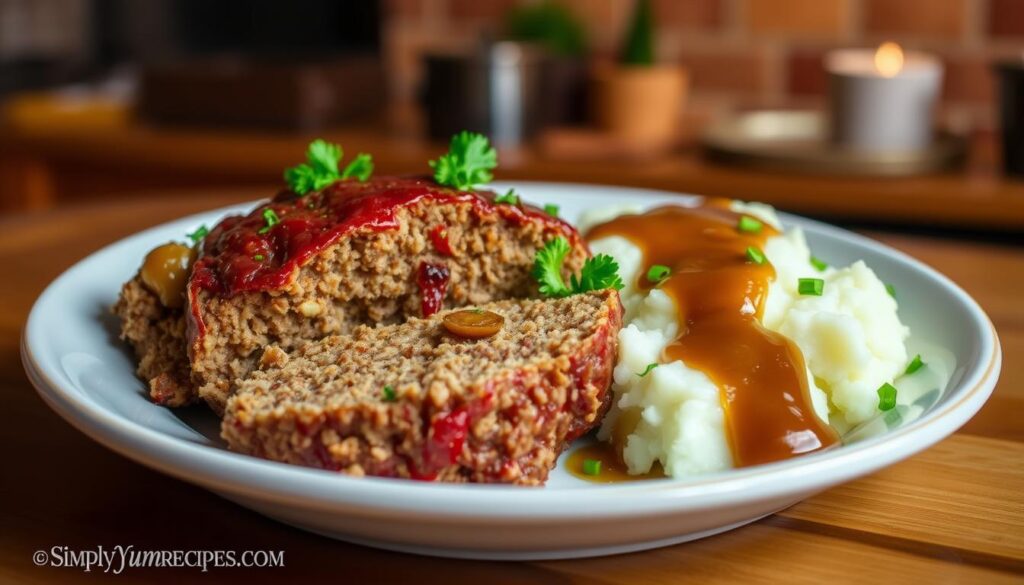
left=826, top=43, right=943, bottom=152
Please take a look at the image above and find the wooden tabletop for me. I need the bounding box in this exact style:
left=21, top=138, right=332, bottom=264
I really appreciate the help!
left=3, top=101, right=1024, bottom=230
left=3, top=191, right=1022, bottom=583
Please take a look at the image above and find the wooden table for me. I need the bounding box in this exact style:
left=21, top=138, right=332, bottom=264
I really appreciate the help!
left=3, top=101, right=1024, bottom=231
left=3, top=192, right=1022, bottom=583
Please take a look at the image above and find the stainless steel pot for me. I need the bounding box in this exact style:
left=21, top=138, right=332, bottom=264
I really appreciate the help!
left=423, top=41, right=583, bottom=146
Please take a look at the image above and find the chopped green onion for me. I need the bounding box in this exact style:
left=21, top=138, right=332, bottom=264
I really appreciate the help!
left=382, top=385, right=396, bottom=402
left=646, top=264, right=671, bottom=283
left=877, top=382, right=898, bottom=411
left=582, top=458, right=602, bottom=476
left=904, top=354, right=925, bottom=375
left=637, top=363, right=658, bottom=377
left=746, top=246, right=766, bottom=265
left=494, top=189, right=519, bottom=205
left=253, top=254, right=265, bottom=261
left=810, top=256, right=828, bottom=272
left=472, top=307, right=484, bottom=314
left=738, top=215, right=763, bottom=234
left=885, top=283, right=897, bottom=299
left=258, top=208, right=280, bottom=234
left=798, top=278, right=824, bottom=296
left=544, top=203, right=560, bottom=217
left=187, top=225, right=209, bottom=244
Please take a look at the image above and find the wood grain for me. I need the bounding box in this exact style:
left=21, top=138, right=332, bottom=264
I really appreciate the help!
left=1, top=191, right=1021, bottom=583
left=2, top=117, right=1024, bottom=230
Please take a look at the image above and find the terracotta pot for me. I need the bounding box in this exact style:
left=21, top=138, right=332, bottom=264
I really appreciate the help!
left=590, top=63, right=688, bottom=144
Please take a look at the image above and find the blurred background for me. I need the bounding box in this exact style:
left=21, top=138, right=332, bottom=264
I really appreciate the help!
left=1, top=0, right=1023, bottom=238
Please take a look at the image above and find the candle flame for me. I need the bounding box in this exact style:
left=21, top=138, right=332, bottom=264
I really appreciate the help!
left=874, top=42, right=904, bottom=78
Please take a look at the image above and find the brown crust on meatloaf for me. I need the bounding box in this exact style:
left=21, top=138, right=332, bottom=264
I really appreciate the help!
left=222, top=290, right=622, bottom=485
left=112, top=276, right=195, bottom=406
left=191, top=194, right=588, bottom=414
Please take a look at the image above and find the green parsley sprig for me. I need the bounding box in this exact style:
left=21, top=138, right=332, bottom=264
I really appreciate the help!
left=284, top=139, right=374, bottom=195
left=532, top=236, right=624, bottom=298
left=429, top=131, right=497, bottom=191
left=187, top=225, right=209, bottom=245
left=258, top=208, right=280, bottom=235
left=495, top=189, right=519, bottom=205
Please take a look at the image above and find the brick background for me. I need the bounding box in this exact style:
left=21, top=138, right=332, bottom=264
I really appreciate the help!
left=382, top=0, right=1024, bottom=131
left=745, top=0, right=850, bottom=39
left=863, top=0, right=968, bottom=40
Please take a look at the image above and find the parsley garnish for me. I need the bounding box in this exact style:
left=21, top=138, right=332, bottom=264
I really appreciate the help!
left=637, top=363, right=658, bottom=377
left=495, top=189, right=519, bottom=205
left=544, top=204, right=560, bottom=217
left=253, top=254, right=265, bottom=261
left=258, top=208, right=280, bottom=235
left=382, top=385, right=396, bottom=402
left=532, top=237, right=624, bottom=298
left=187, top=225, right=209, bottom=245
left=429, top=131, right=497, bottom=191
left=341, top=153, right=374, bottom=181
left=284, top=139, right=373, bottom=195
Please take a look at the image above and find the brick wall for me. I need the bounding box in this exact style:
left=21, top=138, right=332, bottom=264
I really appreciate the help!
left=383, top=0, right=1024, bottom=131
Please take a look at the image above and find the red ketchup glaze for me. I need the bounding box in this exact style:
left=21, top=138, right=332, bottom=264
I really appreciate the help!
left=428, top=225, right=454, bottom=256
left=186, top=176, right=578, bottom=341
left=563, top=302, right=621, bottom=443
left=417, top=261, right=450, bottom=317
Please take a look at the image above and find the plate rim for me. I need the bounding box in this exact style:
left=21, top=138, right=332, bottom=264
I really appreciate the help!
left=21, top=181, right=1002, bottom=521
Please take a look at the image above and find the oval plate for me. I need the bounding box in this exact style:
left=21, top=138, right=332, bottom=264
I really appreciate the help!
left=22, top=182, right=1000, bottom=560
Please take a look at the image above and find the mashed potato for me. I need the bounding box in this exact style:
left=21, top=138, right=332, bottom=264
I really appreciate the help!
left=581, top=202, right=910, bottom=476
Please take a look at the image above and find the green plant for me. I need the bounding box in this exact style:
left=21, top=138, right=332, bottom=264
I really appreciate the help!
left=620, top=0, right=655, bottom=66
left=505, top=2, right=587, bottom=57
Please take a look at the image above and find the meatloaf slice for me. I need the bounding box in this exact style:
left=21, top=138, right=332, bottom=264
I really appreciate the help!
left=113, top=275, right=194, bottom=406
left=222, top=289, right=622, bottom=485
left=187, top=177, right=587, bottom=414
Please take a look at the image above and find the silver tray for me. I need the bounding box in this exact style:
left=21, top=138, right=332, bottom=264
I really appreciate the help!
left=702, top=110, right=966, bottom=177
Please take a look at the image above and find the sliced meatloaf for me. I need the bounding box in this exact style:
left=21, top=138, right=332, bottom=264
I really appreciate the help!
left=112, top=176, right=588, bottom=413
left=113, top=275, right=194, bottom=406
left=222, top=289, right=622, bottom=484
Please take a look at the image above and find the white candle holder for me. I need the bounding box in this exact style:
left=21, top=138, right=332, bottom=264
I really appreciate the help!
left=826, top=44, right=943, bottom=152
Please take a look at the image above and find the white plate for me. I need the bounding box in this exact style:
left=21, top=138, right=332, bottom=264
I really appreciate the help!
left=23, top=182, right=1001, bottom=560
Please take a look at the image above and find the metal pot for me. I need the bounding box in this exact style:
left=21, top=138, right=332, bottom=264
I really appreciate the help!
left=424, top=41, right=569, bottom=146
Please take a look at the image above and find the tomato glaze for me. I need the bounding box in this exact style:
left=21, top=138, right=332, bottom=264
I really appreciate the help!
left=186, top=176, right=578, bottom=340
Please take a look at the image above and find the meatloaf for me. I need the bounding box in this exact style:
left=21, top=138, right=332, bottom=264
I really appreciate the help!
left=114, top=275, right=193, bottom=406
left=223, top=290, right=622, bottom=484
left=116, top=176, right=588, bottom=413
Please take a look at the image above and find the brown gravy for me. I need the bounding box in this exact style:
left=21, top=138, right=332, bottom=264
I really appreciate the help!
left=566, top=444, right=663, bottom=483
left=582, top=201, right=838, bottom=479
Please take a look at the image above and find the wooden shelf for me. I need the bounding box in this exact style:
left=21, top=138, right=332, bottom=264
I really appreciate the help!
left=2, top=100, right=1023, bottom=230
